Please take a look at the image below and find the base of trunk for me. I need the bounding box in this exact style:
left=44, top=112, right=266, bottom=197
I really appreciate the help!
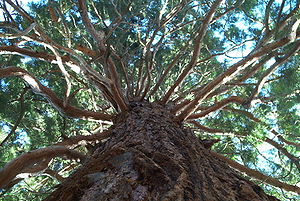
left=45, top=102, right=278, bottom=201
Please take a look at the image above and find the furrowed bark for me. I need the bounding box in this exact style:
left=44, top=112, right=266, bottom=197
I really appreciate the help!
left=44, top=102, right=279, bottom=201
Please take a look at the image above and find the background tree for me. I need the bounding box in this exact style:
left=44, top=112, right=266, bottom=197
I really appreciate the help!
left=0, top=0, right=299, bottom=200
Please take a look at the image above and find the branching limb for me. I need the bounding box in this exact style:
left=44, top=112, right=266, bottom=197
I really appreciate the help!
left=170, top=43, right=260, bottom=110
left=264, top=0, right=275, bottom=34
left=3, top=0, right=118, bottom=111
left=176, top=36, right=292, bottom=121
left=4, top=0, right=34, bottom=23
left=0, top=146, right=86, bottom=189
left=36, top=40, right=72, bottom=107
left=0, top=67, right=113, bottom=121
left=247, top=40, right=300, bottom=107
left=148, top=40, right=191, bottom=98
left=161, top=0, right=223, bottom=104
left=0, top=88, right=27, bottom=146
left=200, top=52, right=278, bottom=101
left=44, top=168, right=65, bottom=183
left=139, top=33, right=167, bottom=100
left=276, top=0, right=286, bottom=24
left=211, top=0, right=245, bottom=24
left=78, top=0, right=128, bottom=112
left=211, top=151, right=300, bottom=195
left=275, top=133, right=300, bottom=149
left=48, top=0, right=59, bottom=23
left=0, top=22, right=36, bottom=39
left=56, top=130, right=111, bottom=149
left=23, top=158, right=52, bottom=174
left=187, top=96, right=245, bottom=120
left=234, top=52, right=277, bottom=84
left=265, top=138, right=300, bottom=172
left=222, top=107, right=260, bottom=122
left=110, top=50, right=132, bottom=96
left=0, top=45, right=72, bottom=63
left=189, top=120, right=225, bottom=133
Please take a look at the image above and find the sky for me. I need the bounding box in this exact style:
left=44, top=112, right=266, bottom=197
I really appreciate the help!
left=0, top=0, right=40, bottom=19
left=0, top=0, right=297, bottom=175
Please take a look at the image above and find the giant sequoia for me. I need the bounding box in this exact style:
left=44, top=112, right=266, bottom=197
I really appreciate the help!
left=0, top=0, right=299, bottom=200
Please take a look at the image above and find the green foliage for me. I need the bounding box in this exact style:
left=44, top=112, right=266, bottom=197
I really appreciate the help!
left=0, top=0, right=299, bottom=200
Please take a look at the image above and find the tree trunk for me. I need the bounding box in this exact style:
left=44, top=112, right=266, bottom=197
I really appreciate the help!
left=44, top=102, right=278, bottom=201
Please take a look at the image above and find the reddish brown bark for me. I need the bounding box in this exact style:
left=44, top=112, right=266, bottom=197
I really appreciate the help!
left=0, top=67, right=113, bottom=121
left=44, top=102, right=278, bottom=201
left=0, top=146, right=86, bottom=189
left=0, top=45, right=72, bottom=62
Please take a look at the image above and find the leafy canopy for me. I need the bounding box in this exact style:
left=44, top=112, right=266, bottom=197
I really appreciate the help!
left=0, top=0, right=299, bottom=200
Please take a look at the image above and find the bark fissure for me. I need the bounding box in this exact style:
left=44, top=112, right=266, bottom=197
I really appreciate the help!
left=44, top=102, right=278, bottom=201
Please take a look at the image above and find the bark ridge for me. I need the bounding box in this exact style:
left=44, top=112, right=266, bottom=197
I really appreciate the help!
left=45, top=102, right=278, bottom=201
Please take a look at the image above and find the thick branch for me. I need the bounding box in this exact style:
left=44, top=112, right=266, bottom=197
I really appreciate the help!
left=223, top=107, right=260, bottom=122
left=235, top=52, right=276, bottom=84
left=0, top=88, right=27, bottom=146
left=78, top=0, right=128, bottom=112
left=211, top=151, right=300, bottom=195
left=4, top=0, right=34, bottom=23
left=276, top=135, right=300, bottom=149
left=148, top=41, right=190, bottom=98
left=264, top=0, right=275, bottom=33
left=0, top=67, right=113, bottom=121
left=0, top=45, right=72, bottom=63
left=22, top=158, right=52, bottom=174
left=189, top=120, right=225, bottom=133
left=265, top=138, right=300, bottom=172
left=0, top=22, right=36, bottom=39
left=247, top=40, right=300, bottom=106
left=4, top=0, right=118, bottom=111
left=0, top=146, right=86, bottom=189
left=176, top=36, right=292, bottom=121
left=56, top=130, right=111, bottom=149
left=187, top=96, right=245, bottom=119
left=161, top=0, right=223, bottom=104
